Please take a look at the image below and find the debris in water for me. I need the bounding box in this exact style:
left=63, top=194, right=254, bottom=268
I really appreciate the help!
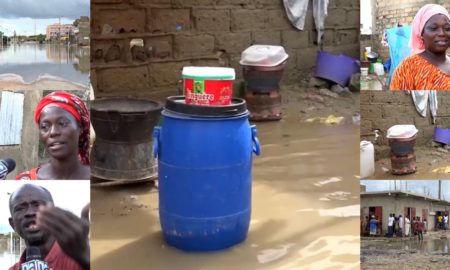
left=314, top=177, right=343, bottom=187
left=432, top=166, right=450, bottom=173
left=306, top=115, right=345, bottom=125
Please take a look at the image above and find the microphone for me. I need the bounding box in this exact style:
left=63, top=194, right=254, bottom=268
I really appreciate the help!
left=20, top=247, right=49, bottom=270
left=0, top=158, right=16, bottom=180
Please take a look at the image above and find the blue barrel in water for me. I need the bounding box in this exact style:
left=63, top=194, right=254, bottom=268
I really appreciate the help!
left=153, top=96, right=260, bottom=251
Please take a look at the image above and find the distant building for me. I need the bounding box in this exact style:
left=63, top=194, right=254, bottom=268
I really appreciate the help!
left=361, top=191, right=450, bottom=234
left=46, top=23, right=75, bottom=41
left=73, top=16, right=90, bottom=46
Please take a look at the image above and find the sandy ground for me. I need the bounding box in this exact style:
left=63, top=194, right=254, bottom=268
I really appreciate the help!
left=90, top=84, right=361, bottom=270
left=361, top=231, right=450, bottom=269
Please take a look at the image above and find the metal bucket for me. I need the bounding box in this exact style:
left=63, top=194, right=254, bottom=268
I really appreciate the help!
left=90, top=97, right=162, bottom=181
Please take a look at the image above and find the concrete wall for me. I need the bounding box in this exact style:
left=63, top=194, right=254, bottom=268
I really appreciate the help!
left=361, top=193, right=450, bottom=233
left=374, top=0, right=450, bottom=60
left=361, top=91, right=450, bottom=155
left=0, top=90, right=41, bottom=179
left=91, top=0, right=360, bottom=99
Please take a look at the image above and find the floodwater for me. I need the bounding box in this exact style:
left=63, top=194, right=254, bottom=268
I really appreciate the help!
left=91, top=107, right=360, bottom=269
left=0, top=248, right=21, bottom=269
left=361, top=236, right=450, bottom=269
left=0, top=43, right=89, bottom=85
left=362, top=238, right=449, bottom=254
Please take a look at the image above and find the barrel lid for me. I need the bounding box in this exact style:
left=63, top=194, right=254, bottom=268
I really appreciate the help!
left=165, top=96, right=247, bottom=117
left=182, top=67, right=235, bottom=80
left=240, top=45, right=288, bottom=67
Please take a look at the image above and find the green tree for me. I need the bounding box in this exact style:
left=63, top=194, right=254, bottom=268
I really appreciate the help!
left=37, top=34, right=45, bottom=44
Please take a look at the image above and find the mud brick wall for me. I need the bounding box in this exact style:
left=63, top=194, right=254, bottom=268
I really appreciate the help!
left=375, top=0, right=449, bottom=60
left=361, top=91, right=450, bottom=149
left=91, top=0, right=360, bottom=99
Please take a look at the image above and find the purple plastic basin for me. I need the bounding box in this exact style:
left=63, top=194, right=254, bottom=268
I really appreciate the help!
left=314, top=51, right=360, bottom=86
left=434, top=127, right=450, bottom=145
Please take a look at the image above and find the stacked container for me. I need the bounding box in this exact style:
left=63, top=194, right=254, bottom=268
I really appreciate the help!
left=240, top=45, right=288, bottom=121
left=386, top=125, right=418, bottom=175
left=182, top=67, right=235, bottom=106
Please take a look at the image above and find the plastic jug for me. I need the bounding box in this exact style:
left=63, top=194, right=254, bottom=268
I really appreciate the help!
left=374, top=63, right=385, bottom=76
left=360, top=141, right=375, bottom=179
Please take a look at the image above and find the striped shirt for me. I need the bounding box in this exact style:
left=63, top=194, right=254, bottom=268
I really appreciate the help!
left=390, top=54, right=450, bottom=90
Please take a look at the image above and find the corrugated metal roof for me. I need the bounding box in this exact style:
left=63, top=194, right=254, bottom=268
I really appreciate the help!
left=0, top=91, right=24, bottom=145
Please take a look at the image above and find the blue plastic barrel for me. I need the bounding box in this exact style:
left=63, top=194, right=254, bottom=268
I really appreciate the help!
left=153, top=96, right=260, bottom=251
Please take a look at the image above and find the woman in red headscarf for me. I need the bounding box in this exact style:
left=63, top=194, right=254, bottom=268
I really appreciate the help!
left=16, top=91, right=90, bottom=180
left=390, top=4, right=450, bottom=90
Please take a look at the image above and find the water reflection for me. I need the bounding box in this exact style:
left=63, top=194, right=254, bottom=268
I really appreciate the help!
left=0, top=44, right=89, bottom=85
left=365, top=238, right=450, bottom=254
left=0, top=247, right=22, bottom=269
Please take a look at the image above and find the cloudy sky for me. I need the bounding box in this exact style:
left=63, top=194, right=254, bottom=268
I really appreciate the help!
left=0, top=181, right=90, bottom=234
left=0, top=0, right=89, bottom=35
left=361, top=180, right=450, bottom=201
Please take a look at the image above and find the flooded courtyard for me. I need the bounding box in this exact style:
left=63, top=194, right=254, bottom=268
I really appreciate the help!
left=91, top=88, right=361, bottom=269
left=0, top=43, right=89, bottom=87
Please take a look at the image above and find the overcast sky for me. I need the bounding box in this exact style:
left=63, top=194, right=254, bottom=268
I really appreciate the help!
left=0, top=0, right=89, bottom=35
left=0, top=181, right=90, bottom=234
left=361, top=180, right=450, bottom=202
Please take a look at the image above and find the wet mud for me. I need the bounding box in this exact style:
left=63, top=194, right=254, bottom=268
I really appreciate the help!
left=361, top=232, right=450, bottom=269
left=370, top=146, right=450, bottom=180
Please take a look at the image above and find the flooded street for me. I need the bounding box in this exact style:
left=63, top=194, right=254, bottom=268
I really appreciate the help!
left=0, top=248, right=21, bottom=269
left=91, top=89, right=361, bottom=269
left=361, top=232, right=450, bottom=269
left=0, top=43, right=89, bottom=86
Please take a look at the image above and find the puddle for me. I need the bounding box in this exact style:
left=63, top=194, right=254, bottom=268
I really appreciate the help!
left=361, top=236, right=450, bottom=269
left=91, top=92, right=360, bottom=269
left=362, top=238, right=449, bottom=255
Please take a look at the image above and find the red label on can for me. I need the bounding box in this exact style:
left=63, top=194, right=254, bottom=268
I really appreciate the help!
left=184, top=78, right=232, bottom=105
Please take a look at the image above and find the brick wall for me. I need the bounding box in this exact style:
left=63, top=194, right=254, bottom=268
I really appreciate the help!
left=91, top=0, right=360, bottom=99
left=375, top=0, right=450, bottom=60
left=361, top=91, right=450, bottom=149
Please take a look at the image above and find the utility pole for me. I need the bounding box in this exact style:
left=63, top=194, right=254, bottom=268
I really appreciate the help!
left=438, top=180, right=441, bottom=200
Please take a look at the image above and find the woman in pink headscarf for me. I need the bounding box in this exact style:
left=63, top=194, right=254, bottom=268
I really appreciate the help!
left=16, top=91, right=90, bottom=180
left=390, top=4, right=450, bottom=90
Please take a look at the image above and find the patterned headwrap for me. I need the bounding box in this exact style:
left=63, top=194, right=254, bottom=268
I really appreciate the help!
left=35, top=91, right=90, bottom=165
left=409, top=4, right=450, bottom=55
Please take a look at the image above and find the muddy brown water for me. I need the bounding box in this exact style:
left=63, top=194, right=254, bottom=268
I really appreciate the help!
left=362, top=238, right=449, bottom=255
left=91, top=109, right=360, bottom=270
